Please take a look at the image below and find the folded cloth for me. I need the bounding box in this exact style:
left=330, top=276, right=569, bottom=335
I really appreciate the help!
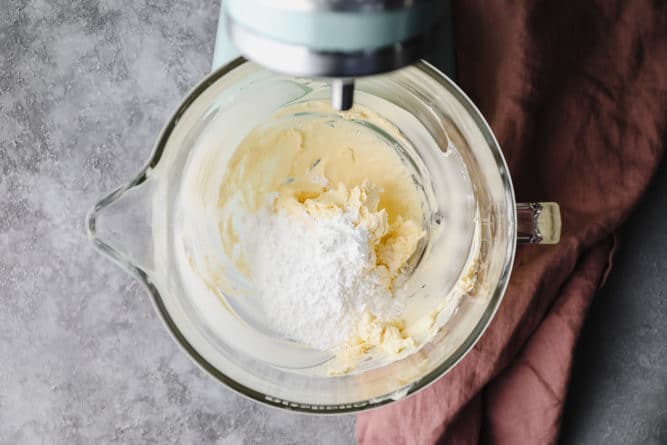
left=357, top=1, right=667, bottom=443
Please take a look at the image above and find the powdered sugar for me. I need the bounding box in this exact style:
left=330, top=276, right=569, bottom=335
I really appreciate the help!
left=241, top=208, right=400, bottom=351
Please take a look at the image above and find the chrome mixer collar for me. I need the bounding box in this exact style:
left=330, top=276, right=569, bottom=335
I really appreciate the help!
left=223, top=0, right=443, bottom=110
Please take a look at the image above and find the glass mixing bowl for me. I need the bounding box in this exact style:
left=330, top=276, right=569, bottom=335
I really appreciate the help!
left=87, top=58, right=560, bottom=413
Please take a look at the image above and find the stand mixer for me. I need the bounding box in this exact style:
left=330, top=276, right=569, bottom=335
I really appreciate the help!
left=87, top=0, right=561, bottom=410
left=213, top=0, right=451, bottom=110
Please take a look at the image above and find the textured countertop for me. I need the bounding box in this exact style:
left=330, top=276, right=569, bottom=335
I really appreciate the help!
left=1, top=1, right=665, bottom=444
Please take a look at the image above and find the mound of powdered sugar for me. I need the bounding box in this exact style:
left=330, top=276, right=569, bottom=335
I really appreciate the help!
left=242, top=209, right=400, bottom=351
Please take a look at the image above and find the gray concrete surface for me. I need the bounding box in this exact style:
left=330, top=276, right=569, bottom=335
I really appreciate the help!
left=0, top=1, right=355, bottom=443
left=559, top=161, right=667, bottom=444
left=2, top=1, right=666, bottom=444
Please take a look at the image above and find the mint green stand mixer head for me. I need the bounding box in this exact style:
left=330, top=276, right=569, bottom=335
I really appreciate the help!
left=212, top=0, right=446, bottom=110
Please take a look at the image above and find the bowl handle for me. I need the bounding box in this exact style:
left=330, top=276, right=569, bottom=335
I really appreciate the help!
left=516, top=202, right=561, bottom=244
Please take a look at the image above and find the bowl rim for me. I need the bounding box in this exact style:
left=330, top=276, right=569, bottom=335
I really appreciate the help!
left=90, top=57, right=517, bottom=414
